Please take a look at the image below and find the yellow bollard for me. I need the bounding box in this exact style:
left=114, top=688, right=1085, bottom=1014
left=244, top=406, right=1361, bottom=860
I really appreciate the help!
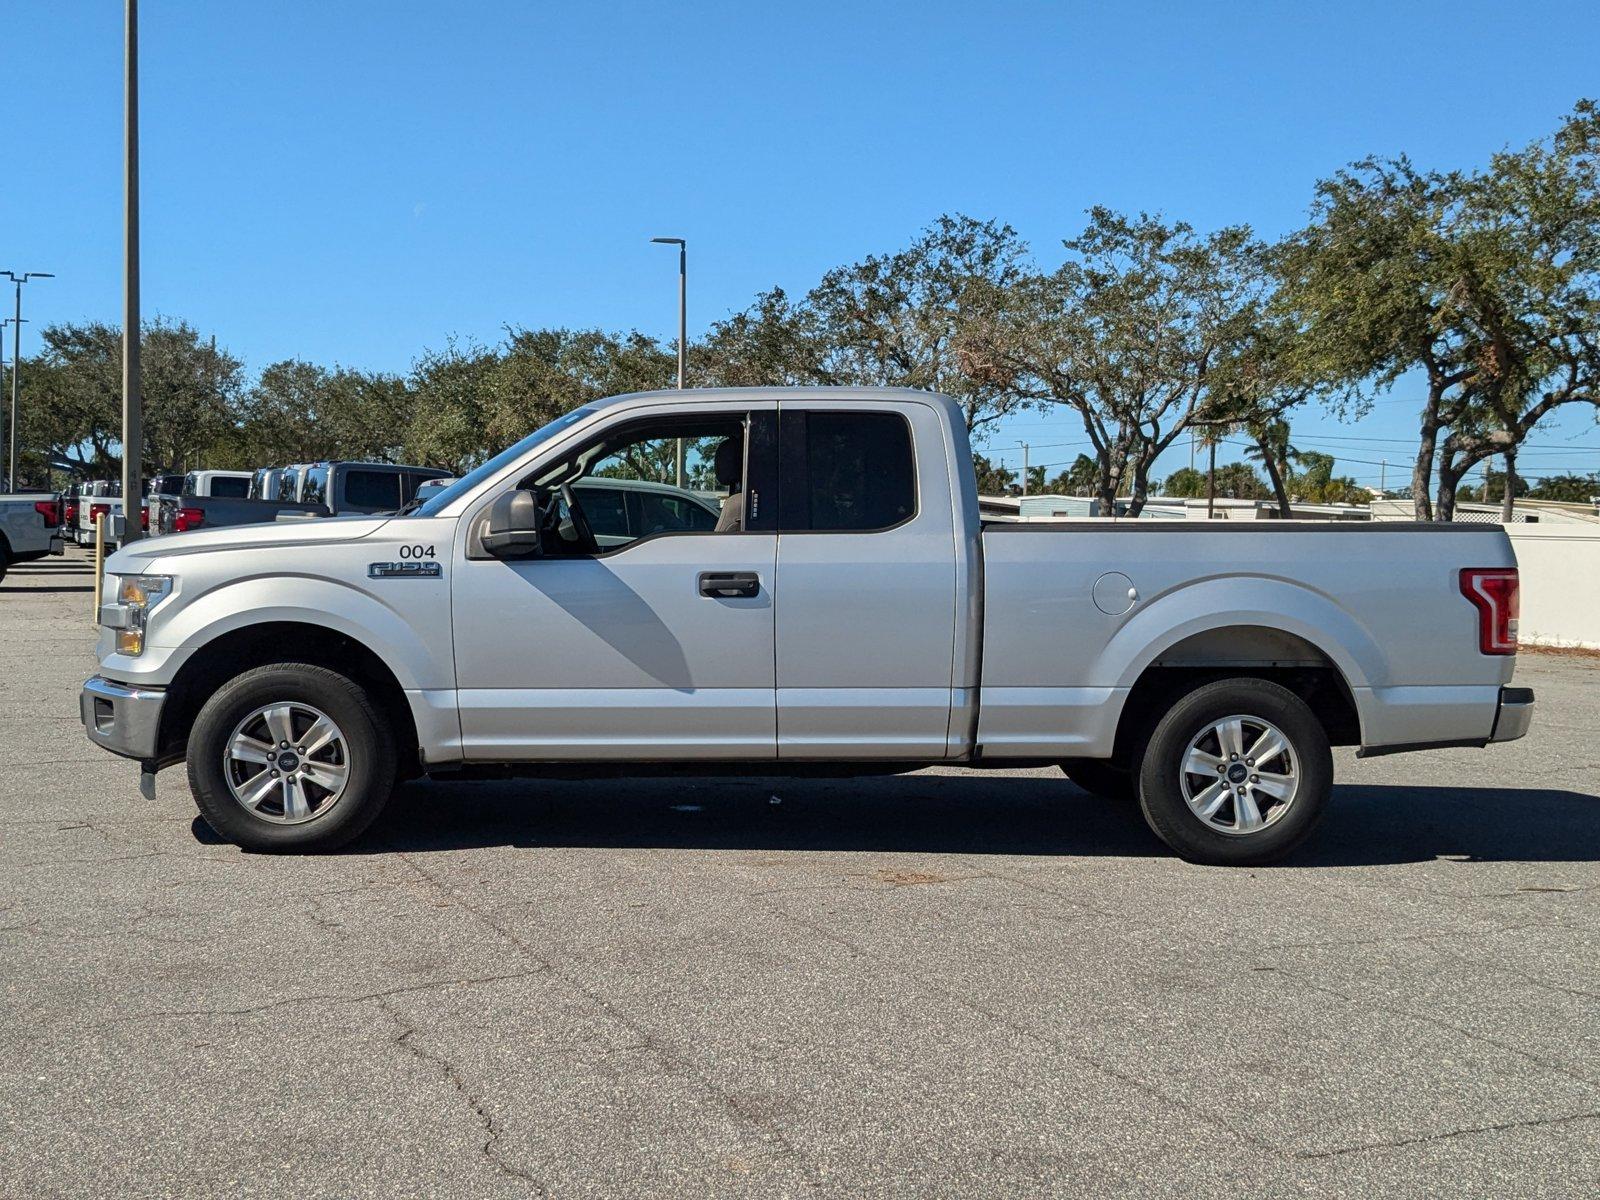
left=92, top=512, right=107, bottom=622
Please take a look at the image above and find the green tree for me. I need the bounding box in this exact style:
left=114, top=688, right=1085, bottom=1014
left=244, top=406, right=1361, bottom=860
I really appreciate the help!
left=1277, top=158, right=1469, bottom=519
left=18, top=320, right=243, bottom=483
left=1279, top=101, right=1600, bottom=520
left=998, top=209, right=1268, bottom=516
left=1528, top=473, right=1599, bottom=502
left=706, top=215, right=1030, bottom=434
left=1457, top=466, right=1529, bottom=504
left=403, top=339, right=503, bottom=472
left=1430, top=102, right=1600, bottom=519
left=1043, top=453, right=1100, bottom=496
left=972, top=453, right=1017, bottom=495
left=1213, top=462, right=1270, bottom=500
left=1289, top=451, right=1363, bottom=504
left=1162, top=466, right=1206, bottom=498
left=1242, top=417, right=1301, bottom=517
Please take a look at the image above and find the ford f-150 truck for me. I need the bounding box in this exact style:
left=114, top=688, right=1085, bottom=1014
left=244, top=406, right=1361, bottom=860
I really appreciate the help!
left=79, top=387, right=1533, bottom=865
left=0, top=493, right=65, bottom=581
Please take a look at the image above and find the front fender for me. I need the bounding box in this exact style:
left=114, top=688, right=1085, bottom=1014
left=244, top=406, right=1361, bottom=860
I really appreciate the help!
left=104, top=573, right=453, bottom=692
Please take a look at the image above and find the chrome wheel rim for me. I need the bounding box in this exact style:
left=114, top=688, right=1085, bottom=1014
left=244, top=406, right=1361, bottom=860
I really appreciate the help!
left=1178, top=714, right=1300, bottom=837
left=223, top=702, right=350, bottom=825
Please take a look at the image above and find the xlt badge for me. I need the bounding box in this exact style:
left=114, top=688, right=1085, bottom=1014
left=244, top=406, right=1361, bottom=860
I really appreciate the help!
left=368, top=561, right=441, bottom=578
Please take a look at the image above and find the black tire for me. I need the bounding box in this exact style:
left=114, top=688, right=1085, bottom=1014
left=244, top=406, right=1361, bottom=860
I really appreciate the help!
left=1136, top=677, right=1332, bottom=867
left=0, top=540, right=10, bottom=585
left=1061, top=759, right=1137, bottom=801
left=186, top=663, right=396, bottom=852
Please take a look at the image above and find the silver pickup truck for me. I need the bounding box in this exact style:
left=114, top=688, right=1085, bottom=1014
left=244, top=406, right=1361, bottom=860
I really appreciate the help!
left=79, top=387, right=1532, bottom=865
left=0, top=493, right=65, bottom=581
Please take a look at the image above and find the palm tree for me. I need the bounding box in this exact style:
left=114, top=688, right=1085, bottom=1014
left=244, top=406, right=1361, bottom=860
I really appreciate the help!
left=1244, top=418, right=1300, bottom=518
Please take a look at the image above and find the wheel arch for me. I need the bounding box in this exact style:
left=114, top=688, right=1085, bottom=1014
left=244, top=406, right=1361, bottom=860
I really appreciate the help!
left=156, top=621, right=422, bottom=777
left=1110, top=623, right=1364, bottom=766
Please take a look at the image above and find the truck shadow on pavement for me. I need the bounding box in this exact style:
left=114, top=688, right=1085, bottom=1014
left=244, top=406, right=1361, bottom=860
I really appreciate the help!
left=311, top=775, right=1600, bottom=867
left=1, top=561, right=96, bottom=593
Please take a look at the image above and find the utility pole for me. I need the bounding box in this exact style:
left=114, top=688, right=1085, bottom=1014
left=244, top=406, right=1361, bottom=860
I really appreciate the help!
left=651, top=237, right=687, bottom=487
left=1380, top=459, right=1386, bottom=496
left=1206, top=437, right=1217, bottom=519
left=0, top=323, right=7, bottom=489
left=1020, top=442, right=1030, bottom=496
left=121, top=0, right=143, bottom=541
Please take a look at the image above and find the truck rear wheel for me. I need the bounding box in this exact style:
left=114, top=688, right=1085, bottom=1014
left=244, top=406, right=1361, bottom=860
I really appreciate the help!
left=1136, top=678, right=1331, bottom=867
left=186, top=663, right=396, bottom=852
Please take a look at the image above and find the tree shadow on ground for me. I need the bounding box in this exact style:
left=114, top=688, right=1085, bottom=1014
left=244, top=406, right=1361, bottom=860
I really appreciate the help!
left=282, top=773, right=1600, bottom=867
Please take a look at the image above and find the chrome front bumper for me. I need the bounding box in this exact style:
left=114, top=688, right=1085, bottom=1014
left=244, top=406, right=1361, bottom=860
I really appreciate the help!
left=80, top=676, right=167, bottom=761
left=1490, top=686, right=1535, bottom=743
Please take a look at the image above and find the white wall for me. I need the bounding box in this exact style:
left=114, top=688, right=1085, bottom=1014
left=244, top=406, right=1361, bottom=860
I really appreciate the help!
left=1506, top=525, right=1600, bottom=649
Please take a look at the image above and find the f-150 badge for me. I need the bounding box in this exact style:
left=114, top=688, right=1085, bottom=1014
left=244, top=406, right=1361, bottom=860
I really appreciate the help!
left=368, top=561, right=441, bottom=578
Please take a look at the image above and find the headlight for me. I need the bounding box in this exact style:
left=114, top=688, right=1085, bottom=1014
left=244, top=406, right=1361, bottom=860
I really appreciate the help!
left=104, top=574, right=174, bottom=655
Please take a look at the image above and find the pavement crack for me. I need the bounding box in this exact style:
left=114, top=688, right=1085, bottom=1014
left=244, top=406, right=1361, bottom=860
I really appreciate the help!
left=395, top=853, right=828, bottom=1187
left=128, top=968, right=550, bottom=1021
left=380, top=997, right=547, bottom=1192
left=1295, top=1109, right=1600, bottom=1158
left=745, top=890, right=1284, bottom=1160
left=1267, top=970, right=1600, bottom=1091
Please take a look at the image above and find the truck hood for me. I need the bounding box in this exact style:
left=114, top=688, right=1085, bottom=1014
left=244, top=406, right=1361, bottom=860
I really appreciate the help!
left=105, top=516, right=391, bottom=570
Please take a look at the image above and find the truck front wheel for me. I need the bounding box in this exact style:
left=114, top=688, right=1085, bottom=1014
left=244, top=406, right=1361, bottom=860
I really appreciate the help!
left=186, top=664, right=397, bottom=852
left=1136, top=678, right=1331, bottom=866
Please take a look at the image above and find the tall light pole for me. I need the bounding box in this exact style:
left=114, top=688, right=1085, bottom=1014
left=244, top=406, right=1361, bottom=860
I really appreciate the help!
left=122, top=0, right=143, bottom=541
left=1, top=273, right=51, bottom=492
left=651, top=237, right=687, bottom=487
left=0, top=318, right=26, bottom=488
left=0, top=320, right=11, bottom=489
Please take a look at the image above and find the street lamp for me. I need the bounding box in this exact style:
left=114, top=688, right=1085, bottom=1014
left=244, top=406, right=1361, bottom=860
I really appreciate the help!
left=0, top=272, right=52, bottom=492
left=0, top=318, right=26, bottom=487
left=651, top=237, right=687, bottom=485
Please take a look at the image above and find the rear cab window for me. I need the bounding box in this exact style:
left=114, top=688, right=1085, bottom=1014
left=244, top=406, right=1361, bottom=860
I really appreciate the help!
left=301, top=468, right=330, bottom=505
left=210, top=475, right=250, bottom=499
left=780, top=410, right=917, bottom=532
left=341, top=469, right=402, bottom=511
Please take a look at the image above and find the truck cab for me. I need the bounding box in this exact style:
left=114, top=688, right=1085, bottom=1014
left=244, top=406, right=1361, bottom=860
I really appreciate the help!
left=79, top=387, right=1532, bottom=865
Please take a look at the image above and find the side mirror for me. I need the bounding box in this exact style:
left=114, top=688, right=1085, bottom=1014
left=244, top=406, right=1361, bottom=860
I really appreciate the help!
left=482, top=488, right=543, bottom=557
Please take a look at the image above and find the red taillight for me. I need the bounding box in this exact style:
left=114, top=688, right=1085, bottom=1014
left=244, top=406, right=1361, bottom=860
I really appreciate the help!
left=63, top=500, right=78, bottom=525
left=34, top=500, right=60, bottom=527
left=175, top=506, right=205, bottom=532
left=89, top=503, right=111, bottom=526
left=141, top=506, right=150, bottom=530
left=1460, top=568, right=1519, bottom=655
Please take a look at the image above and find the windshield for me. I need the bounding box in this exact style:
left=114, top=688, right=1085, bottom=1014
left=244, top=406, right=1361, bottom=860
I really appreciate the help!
left=408, top=405, right=599, bottom=517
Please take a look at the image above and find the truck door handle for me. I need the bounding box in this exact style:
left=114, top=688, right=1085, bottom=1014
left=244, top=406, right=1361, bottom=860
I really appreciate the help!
left=699, top=571, right=759, bottom=598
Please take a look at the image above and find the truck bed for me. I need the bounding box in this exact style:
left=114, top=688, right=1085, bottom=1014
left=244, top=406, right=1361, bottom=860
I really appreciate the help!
left=975, top=520, right=1517, bottom=758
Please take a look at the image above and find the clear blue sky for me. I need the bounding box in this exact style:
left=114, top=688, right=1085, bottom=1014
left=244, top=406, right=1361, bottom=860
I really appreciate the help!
left=8, top=0, right=1600, bottom=487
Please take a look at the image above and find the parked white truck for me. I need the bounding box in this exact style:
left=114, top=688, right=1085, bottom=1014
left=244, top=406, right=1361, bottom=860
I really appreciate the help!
left=80, top=388, right=1532, bottom=864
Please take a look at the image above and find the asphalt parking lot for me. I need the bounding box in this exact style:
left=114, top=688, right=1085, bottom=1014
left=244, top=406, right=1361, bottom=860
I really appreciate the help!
left=2, top=548, right=1598, bottom=1198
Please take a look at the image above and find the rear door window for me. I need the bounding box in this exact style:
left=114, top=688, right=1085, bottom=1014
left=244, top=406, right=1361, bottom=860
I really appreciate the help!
left=781, top=411, right=916, bottom=532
